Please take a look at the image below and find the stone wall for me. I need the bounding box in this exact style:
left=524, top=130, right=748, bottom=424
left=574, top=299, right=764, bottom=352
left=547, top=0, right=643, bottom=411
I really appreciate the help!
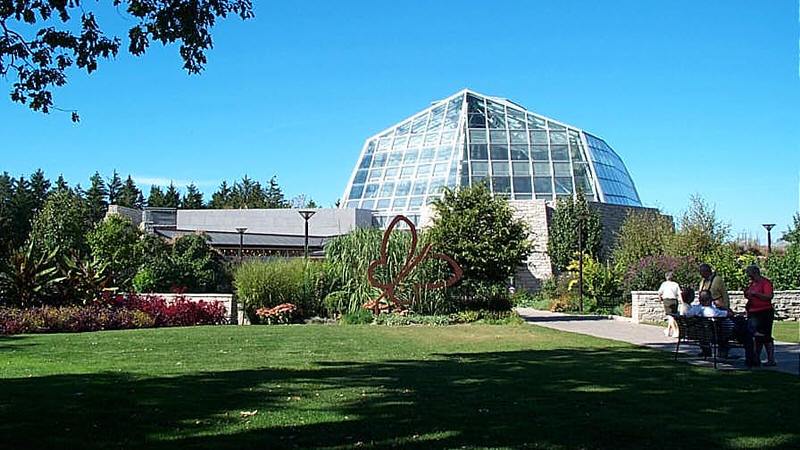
left=590, top=202, right=666, bottom=260
left=148, top=293, right=236, bottom=324
left=508, top=200, right=552, bottom=291
left=631, top=290, right=800, bottom=323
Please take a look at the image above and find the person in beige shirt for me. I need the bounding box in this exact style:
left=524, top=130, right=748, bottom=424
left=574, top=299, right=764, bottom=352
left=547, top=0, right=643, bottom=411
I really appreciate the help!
left=698, top=263, right=729, bottom=309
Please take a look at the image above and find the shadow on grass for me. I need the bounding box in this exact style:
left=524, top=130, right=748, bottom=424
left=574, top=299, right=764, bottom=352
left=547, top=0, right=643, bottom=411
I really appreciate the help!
left=521, top=315, right=611, bottom=323
left=1, top=347, right=798, bottom=449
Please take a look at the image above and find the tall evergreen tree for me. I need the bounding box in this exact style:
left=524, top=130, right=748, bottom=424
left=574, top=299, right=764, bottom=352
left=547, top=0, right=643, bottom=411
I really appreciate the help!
left=181, top=183, right=205, bottom=209
left=107, top=170, right=123, bottom=205
left=29, top=169, right=51, bottom=214
left=547, top=190, right=603, bottom=272
left=0, top=172, right=14, bottom=257
left=208, top=181, right=232, bottom=209
left=230, top=175, right=266, bottom=209
left=163, top=183, right=181, bottom=208
left=264, top=176, right=288, bottom=208
left=54, top=175, right=69, bottom=192
left=9, top=176, right=35, bottom=251
left=147, top=186, right=166, bottom=207
left=118, top=176, right=144, bottom=209
left=85, top=172, right=109, bottom=223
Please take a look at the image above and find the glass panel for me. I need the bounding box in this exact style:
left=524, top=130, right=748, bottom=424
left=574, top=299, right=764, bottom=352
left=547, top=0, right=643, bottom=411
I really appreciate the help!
left=515, top=193, right=533, bottom=200
left=372, top=153, right=388, bottom=167
left=471, top=174, right=489, bottom=185
left=384, top=167, right=399, bottom=180
left=429, top=178, right=445, bottom=194
left=469, top=128, right=487, bottom=144
left=396, top=122, right=411, bottom=135
left=528, top=114, right=546, bottom=130
left=531, top=130, right=548, bottom=145
left=467, top=95, right=486, bottom=128
left=395, top=180, right=412, bottom=196
left=536, top=193, right=553, bottom=200
left=345, top=200, right=359, bottom=208
left=393, top=135, right=408, bottom=150
left=364, top=184, right=379, bottom=198
left=534, top=177, right=552, bottom=193
left=548, top=121, right=566, bottom=131
left=510, top=130, right=528, bottom=144
left=403, top=149, right=419, bottom=164
left=507, top=108, right=527, bottom=129
left=551, top=145, right=569, bottom=160
left=416, top=164, right=432, bottom=177
left=555, top=177, right=573, bottom=194
left=492, top=176, right=511, bottom=193
left=513, top=176, right=532, bottom=193
left=412, top=180, right=428, bottom=195
left=387, top=152, right=403, bottom=166
left=491, top=161, right=509, bottom=176
left=532, top=145, right=549, bottom=160
left=486, top=101, right=506, bottom=129
left=441, top=130, right=455, bottom=144
left=490, top=144, right=509, bottom=160
left=433, top=163, right=449, bottom=177
left=411, top=114, right=428, bottom=134
left=419, top=147, right=435, bottom=163
left=408, top=134, right=423, bottom=148
left=553, top=162, right=572, bottom=177
left=436, top=145, right=452, bottom=161
left=510, top=145, right=529, bottom=160
left=354, top=169, right=368, bottom=183
left=368, top=168, right=383, bottom=181
left=399, top=167, right=415, bottom=179
left=489, top=130, right=508, bottom=144
left=469, top=144, right=488, bottom=160
left=424, top=133, right=439, bottom=146
left=533, top=162, right=551, bottom=176
left=380, top=182, right=395, bottom=197
left=376, top=199, right=391, bottom=209
left=359, top=153, right=373, bottom=169
left=409, top=196, right=424, bottom=209
left=378, top=138, right=392, bottom=151
left=348, top=184, right=364, bottom=199
left=512, top=162, right=530, bottom=175
left=427, top=105, right=445, bottom=131
left=549, top=131, right=567, bottom=145
left=360, top=199, right=374, bottom=209
left=471, top=161, right=489, bottom=176
left=392, top=197, right=408, bottom=209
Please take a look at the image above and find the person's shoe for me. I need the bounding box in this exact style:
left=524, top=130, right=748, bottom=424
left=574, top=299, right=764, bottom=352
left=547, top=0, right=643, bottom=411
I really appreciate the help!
left=763, top=360, right=777, bottom=367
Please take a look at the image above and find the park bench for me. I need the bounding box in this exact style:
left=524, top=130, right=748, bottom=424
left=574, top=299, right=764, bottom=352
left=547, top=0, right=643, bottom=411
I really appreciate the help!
left=671, top=314, right=743, bottom=369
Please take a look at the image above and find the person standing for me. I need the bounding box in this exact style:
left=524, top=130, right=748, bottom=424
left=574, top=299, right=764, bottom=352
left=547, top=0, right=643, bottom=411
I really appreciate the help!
left=698, top=263, right=729, bottom=309
left=658, top=272, right=682, bottom=336
left=745, top=265, right=776, bottom=366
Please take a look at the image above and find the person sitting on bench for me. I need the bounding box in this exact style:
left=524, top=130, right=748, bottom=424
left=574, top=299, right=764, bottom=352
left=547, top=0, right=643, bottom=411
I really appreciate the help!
left=685, top=290, right=757, bottom=367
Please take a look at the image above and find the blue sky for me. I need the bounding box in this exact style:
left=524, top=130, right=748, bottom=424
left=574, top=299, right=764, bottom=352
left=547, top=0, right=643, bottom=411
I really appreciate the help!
left=1, top=0, right=798, bottom=240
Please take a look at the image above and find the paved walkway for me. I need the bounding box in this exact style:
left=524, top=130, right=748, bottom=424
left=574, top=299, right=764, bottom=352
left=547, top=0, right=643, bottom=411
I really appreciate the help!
left=516, top=308, right=800, bottom=376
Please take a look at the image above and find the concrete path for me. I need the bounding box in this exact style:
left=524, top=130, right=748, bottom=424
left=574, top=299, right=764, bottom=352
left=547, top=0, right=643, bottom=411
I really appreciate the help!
left=516, top=308, right=800, bottom=376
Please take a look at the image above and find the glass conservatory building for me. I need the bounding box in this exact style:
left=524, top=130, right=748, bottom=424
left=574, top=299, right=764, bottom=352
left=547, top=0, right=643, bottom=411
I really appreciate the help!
left=342, top=89, right=641, bottom=226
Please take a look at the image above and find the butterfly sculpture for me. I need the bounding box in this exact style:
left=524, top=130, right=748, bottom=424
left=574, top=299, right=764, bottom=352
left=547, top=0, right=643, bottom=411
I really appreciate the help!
left=365, top=215, right=463, bottom=314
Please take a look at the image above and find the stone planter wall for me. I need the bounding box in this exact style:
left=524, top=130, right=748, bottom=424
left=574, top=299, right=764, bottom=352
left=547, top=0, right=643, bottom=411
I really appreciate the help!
left=631, top=290, right=800, bottom=323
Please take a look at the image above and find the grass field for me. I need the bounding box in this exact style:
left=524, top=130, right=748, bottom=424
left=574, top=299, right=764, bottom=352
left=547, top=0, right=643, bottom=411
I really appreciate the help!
left=1, top=324, right=798, bottom=449
left=773, top=321, right=800, bottom=343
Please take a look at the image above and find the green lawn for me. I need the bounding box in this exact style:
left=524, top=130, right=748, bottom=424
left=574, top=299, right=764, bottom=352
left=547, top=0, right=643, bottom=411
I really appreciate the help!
left=774, top=321, right=800, bottom=343
left=1, top=325, right=798, bottom=450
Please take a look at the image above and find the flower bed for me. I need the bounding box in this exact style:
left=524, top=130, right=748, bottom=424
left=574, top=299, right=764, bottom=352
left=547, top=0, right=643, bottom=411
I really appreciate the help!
left=0, top=294, right=228, bottom=335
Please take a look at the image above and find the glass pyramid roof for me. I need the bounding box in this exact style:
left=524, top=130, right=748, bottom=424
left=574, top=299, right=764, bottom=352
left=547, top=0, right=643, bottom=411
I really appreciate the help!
left=342, top=89, right=642, bottom=226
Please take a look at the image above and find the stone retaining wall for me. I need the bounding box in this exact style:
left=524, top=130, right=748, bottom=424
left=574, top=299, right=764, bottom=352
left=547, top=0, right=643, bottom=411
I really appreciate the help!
left=631, top=290, right=800, bottom=323
left=148, top=293, right=236, bottom=324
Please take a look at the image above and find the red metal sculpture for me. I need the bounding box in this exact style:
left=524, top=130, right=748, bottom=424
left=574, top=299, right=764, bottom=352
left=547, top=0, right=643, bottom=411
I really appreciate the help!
left=365, top=215, right=463, bottom=314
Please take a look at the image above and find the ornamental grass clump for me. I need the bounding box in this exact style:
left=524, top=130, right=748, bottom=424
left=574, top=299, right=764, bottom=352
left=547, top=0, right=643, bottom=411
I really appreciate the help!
left=234, top=258, right=326, bottom=320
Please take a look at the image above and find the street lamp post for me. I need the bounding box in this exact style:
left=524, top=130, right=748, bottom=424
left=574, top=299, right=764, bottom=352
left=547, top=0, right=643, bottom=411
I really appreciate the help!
left=298, top=210, right=316, bottom=259
left=235, top=227, right=247, bottom=262
left=762, top=223, right=776, bottom=254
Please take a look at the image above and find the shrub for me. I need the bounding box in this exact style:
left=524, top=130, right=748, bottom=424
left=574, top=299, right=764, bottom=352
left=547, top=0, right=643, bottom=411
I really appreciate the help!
left=567, top=255, right=623, bottom=310
left=134, top=233, right=228, bottom=293
left=429, top=184, right=532, bottom=283
left=612, top=209, right=674, bottom=270
left=448, top=279, right=512, bottom=312
left=234, top=258, right=325, bottom=319
left=0, top=239, right=62, bottom=306
left=764, top=246, right=800, bottom=290
left=339, top=309, right=374, bottom=325
left=623, top=255, right=696, bottom=295
left=29, top=190, right=92, bottom=259
left=666, top=195, right=730, bottom=260
left=450, top=309, right=524, bottom=325
left=110, top=294, right=228, bottom=327
left=705, top=243, right=758, bottom=291
left=372, top=313, right=452, bottom=326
